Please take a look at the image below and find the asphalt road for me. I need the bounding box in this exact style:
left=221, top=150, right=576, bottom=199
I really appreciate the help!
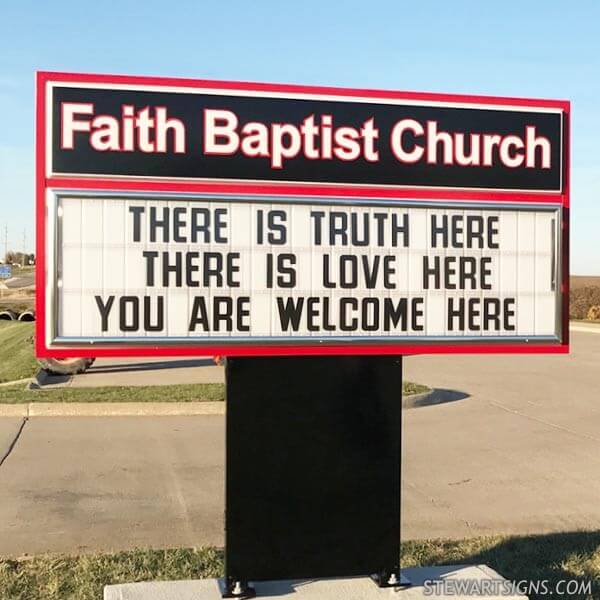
left=1, top=329, right=599, bottom=556
left=0, top=416, right=224, bottom=556
left=403, top=328, right=600, bottom=539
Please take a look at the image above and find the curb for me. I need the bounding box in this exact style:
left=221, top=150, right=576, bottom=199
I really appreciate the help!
left=0, top=395, right=438, bottom=417
left=0, top=378, right=33, bottom=389
left=0, top=404, right=29, bottom=417
left=0, top=390, right=434, bottom=418
left=26, top=401, right=226, bottom=417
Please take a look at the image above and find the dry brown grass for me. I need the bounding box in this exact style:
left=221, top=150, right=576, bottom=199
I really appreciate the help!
left=571, top=286, right=600, bottom=320
left=1, top=533, right=598, bottom=600
left=587, top=305, right=600, bottom=321
left=571, top=276, right=600, bottom=289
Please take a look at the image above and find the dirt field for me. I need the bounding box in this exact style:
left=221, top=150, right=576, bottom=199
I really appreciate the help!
left=571, top=275, right=600, bottom=289
left=0, top=286, right=34, bottom=313
left=570, top=276, right=600, bottom=319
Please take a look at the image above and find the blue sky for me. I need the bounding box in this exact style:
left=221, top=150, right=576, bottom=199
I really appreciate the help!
left=1, top=1, right=598, bottom=273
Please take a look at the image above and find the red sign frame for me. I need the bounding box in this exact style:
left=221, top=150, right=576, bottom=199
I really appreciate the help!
left=35, top=71, right=570, bottom=358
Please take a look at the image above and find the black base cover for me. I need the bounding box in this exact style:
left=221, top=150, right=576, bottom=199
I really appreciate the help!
left=225, top=355, right=401, bottom=583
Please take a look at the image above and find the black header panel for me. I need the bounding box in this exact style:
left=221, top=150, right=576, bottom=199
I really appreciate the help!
left=50, top=85, right=564, bottom=192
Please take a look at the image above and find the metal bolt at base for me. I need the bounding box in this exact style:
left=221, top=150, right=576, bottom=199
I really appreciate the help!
left=370, top=569, right=411, bottom=589
left=222, top=578, right=256, bottom=599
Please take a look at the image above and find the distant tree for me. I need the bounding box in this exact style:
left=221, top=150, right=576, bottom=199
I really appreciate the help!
left=3, top=251, right=31, bottom=266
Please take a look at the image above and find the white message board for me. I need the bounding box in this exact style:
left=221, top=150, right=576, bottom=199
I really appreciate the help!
left=48, top=195, right=561, bottom=346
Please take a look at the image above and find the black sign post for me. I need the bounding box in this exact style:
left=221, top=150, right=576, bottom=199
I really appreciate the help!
left=224, top=355, right=402, bottom=597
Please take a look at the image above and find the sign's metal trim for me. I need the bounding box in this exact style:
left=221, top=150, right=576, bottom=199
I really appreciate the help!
left=50, top=335, right=561, bottom=347
left=50, top=189, right=564, bottom=211
left=46, top=190, right=564, bottom=349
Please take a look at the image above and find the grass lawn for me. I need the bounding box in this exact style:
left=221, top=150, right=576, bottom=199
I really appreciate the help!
left=1, top=533, right=598, bottom=600
left=402, top=381, right=429, bottom=396
left=0, top=380, right=426, bottom=404
left=0, top=322, right=37, bottom=383
left=8, top=265, right=35, bottom=274
left=0, top=380, right=425, bottom=404
left=0, top=383, right=225, bottom=404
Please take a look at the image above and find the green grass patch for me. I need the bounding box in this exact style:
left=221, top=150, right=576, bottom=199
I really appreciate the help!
left=1, top=382, right=422, bottom=404
left=0, top=383, right=225, bottom=404
left=0, top=547, right=223, bottom=600
left=0, top=382, right=423, bottom=404
left=1, top=533, right=599, bottom=600
left=403, top=381, right=429, bottom=396
left=8, top=265, right=35, bottom=274
left=0, top=322, right=37, bottom=383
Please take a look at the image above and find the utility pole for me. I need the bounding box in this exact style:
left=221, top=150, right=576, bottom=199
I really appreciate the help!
left=22, top=229, right=27, bottom=266
left=3, top=225, right=7, bottom=264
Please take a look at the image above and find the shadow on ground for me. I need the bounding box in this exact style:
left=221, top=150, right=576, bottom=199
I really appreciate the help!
left=408, top=388, right=470, bottom=408
left=402, top=530, right=600, bottom=599
left=30, top=373, right=71, bottom=389
left=88, top=359, right=217, bottom=373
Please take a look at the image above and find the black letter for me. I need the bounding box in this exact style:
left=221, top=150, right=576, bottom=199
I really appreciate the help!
left=95, top=295, right=114, bottom=332
left=142, top=251, right=158, bottom=286
left=423, top=256, right=441, bottom=289
left=447, top=297, right=465, bottom=331
left=215, top=208, right=228, bottom=243
left=277, top=297, right=304, bottom=331
left=392, top=213, right=409, bottom=247
left=268, top=210, right=287, bottom=244
left=237, top=297, right=250, bottom=331
left=150, top=207, right=170, bottom=243
left=173, top=207, right=186, bottom=242
left=129, top=206, right=145, bottom=242
left=311, top=211, right=325, bottom=245
left=144, top=296, right=164, bottom=331
left=189, top=297, right=209, bottom=331
left=431, top=214, right=448, bottom=248
left=119, top=296, right=139, bottom=331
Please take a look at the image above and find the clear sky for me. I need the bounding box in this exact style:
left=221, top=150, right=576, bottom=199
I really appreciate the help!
left=1, top=1, right=598, bottom=273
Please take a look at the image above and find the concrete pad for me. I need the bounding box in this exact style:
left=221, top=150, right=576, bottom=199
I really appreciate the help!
left=69, top=358, right=224, bottom=388
left=104, top=566, right=525, bottom=600
left=0, top=417, right=25, bottom=462
left=27, top=401, right=225, bottom=417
